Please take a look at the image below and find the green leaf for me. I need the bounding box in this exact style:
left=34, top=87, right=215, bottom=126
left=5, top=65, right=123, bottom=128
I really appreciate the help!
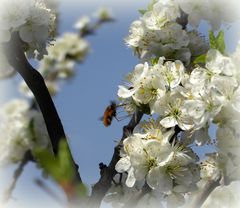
left=216, top=31, right=225, bottom=54
left=147, top=0, right=157, bottom=10
left=209, top=30, right=216, bottom=49
left=58, top=139, right=74, bottom=181
left=33, top=139, right=87, bottom=198
left=208, top=30, right=225, bottom=54
left=33, top=148, right=61, bottom=181
left=193, top=54, right=207, bottom=64
left=138, top=0, right=157, bottom=15
left=151, top=57, right=159, bottom=65
left=33, top=139, right=75, bottom=183
left=138, top=9, right=147, bottom=15
left=76, top=183, right=88, bottom=197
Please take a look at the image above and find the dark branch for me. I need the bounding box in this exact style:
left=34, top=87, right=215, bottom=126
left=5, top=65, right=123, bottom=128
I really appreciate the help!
left=4, top=33, right=82, bottom=185
left=88, top=110, right=144, bottom=208
left=176, top=9, right=189, bottom=30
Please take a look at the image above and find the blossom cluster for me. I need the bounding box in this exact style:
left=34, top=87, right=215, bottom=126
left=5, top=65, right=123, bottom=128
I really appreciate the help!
left=125, top=0, right=206, bottom=63
left=115, top=46, right=240, bottom=206
left=0, top=3, right=113, bottom=170
left=0, top=0, right=56, bottom=59
left=0, top=99, right=49, bottom=166
left=19, top=7, right=113, bottom=97
left=178, top=0, right=238, bottom=30
left=115, top=120, right=200, bottom=205
left=74, top=7, right=114, bottom=36
left=197, top=47, right=240, bottom=185
left=20, top=33, right=89, bottom=96
left=125, top=0, right=238, bottom=64
left=113, top=0, right=240, bottom=207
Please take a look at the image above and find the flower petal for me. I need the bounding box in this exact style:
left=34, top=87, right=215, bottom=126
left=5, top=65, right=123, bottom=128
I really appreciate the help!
left=147, top=166, right=173, bottom=193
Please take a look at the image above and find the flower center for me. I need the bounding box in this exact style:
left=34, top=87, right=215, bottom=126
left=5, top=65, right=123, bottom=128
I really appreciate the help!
left=172, top=108, right=181, bottom=117
left=147, top=157, right=157, bottom=170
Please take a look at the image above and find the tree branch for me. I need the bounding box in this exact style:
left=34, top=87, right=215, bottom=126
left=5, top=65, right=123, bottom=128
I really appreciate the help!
left=4, top=33, right=82, bottom=185
left=35, top=179, right=64, bottom=205
left=2, top=151, right=31, bottom=204
left=185, top=178, right=220, bottom=208
left=88, top=110, right=144, bottom=208
left=176, top=9, right=188, bottom=30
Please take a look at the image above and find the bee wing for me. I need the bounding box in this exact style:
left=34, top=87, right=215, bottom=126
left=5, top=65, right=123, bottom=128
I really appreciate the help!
left=99, top=116, right=104, bottom=121
left=110, top=100, right=116, bottom=105
left=124, top=128, right=132, bottom=137
left=115, top=115, right=130, bottom=121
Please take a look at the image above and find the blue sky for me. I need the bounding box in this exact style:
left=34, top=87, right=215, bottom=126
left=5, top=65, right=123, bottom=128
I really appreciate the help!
left=0, top=0, right=240, bottom=208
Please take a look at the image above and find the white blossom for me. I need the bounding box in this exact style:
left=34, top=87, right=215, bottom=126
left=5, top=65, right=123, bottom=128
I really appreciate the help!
left=93, top=7, right=114, bottom=21
left=38, top=33, right=88, bottom=80
left=177, top=0, right=239, bottom=30
left=152, top=91, right=194, bottom=130
left=142, top=0, right=180, bottom=30
left=0, top=99, right=49, bottom=166
left=202, top=181, right=240, bottom=208
left=0, top=0, right=30, bottom=30
left=118, top=59, right=186, bottom=110
left=116, top=120, right=199, bottom=193
left=156, top=60, right=185, bottom=90
left=0, top=47, right=15, bottom=79
left=0, top=0, right=56, bottom=60
left=74, top=16, right=91, bottom=31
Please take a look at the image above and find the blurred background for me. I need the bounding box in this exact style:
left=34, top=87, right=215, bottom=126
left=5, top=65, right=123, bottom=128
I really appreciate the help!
left=0, top=0, right=240, bottom=207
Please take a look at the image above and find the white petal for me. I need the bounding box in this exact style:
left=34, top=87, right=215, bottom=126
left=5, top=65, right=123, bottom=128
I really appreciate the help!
left=232, top=87, right=240, bottom=112
left=115, top=157, right=131, bottom=173
left=19, top=25, right=33, bottom=43
left=126, top=167, right=136, bottom=187
left=160, top=116, right=177, bottom=128
left=118, top=85, right=135, bottom=98
left=133, top=163, right=148, bottom=181
left=147, top=167, right=173, bottom=193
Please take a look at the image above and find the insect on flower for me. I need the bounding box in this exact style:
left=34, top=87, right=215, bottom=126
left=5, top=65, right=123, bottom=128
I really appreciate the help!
left=101, top=101, right=127, bottom=127
left=101, top=101, right=117, bottom=127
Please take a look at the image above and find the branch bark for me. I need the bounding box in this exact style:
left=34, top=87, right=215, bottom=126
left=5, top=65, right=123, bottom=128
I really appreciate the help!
left=88, top=110, right=144, bottom=208
left=4, top=33, right=82, bottom=185
left=185, top=178, right=220, bottom=208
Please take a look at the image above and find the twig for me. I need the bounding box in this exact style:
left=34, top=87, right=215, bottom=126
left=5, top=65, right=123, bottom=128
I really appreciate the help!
left=35, top=179, right=64, bottom=206
left=88, top=110, right=144, bottom=208
left=4, top=33, right=82, bottom=185
left=185, top=178, right=220, bottom=208
left=81, top=18, right=115, bottom=38
left=2, top=151, right=31, bottom=204
left=176, top=9, right=188, bottom=30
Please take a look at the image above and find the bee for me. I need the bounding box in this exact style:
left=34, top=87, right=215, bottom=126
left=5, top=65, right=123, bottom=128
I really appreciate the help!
left=102, top=101, right=117, bottom=127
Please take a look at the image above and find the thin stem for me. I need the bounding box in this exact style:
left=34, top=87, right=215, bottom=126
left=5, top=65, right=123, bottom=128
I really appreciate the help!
left=2, top=151, right=31, bottom=204
left=35, top=179, right=64, bottom=206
